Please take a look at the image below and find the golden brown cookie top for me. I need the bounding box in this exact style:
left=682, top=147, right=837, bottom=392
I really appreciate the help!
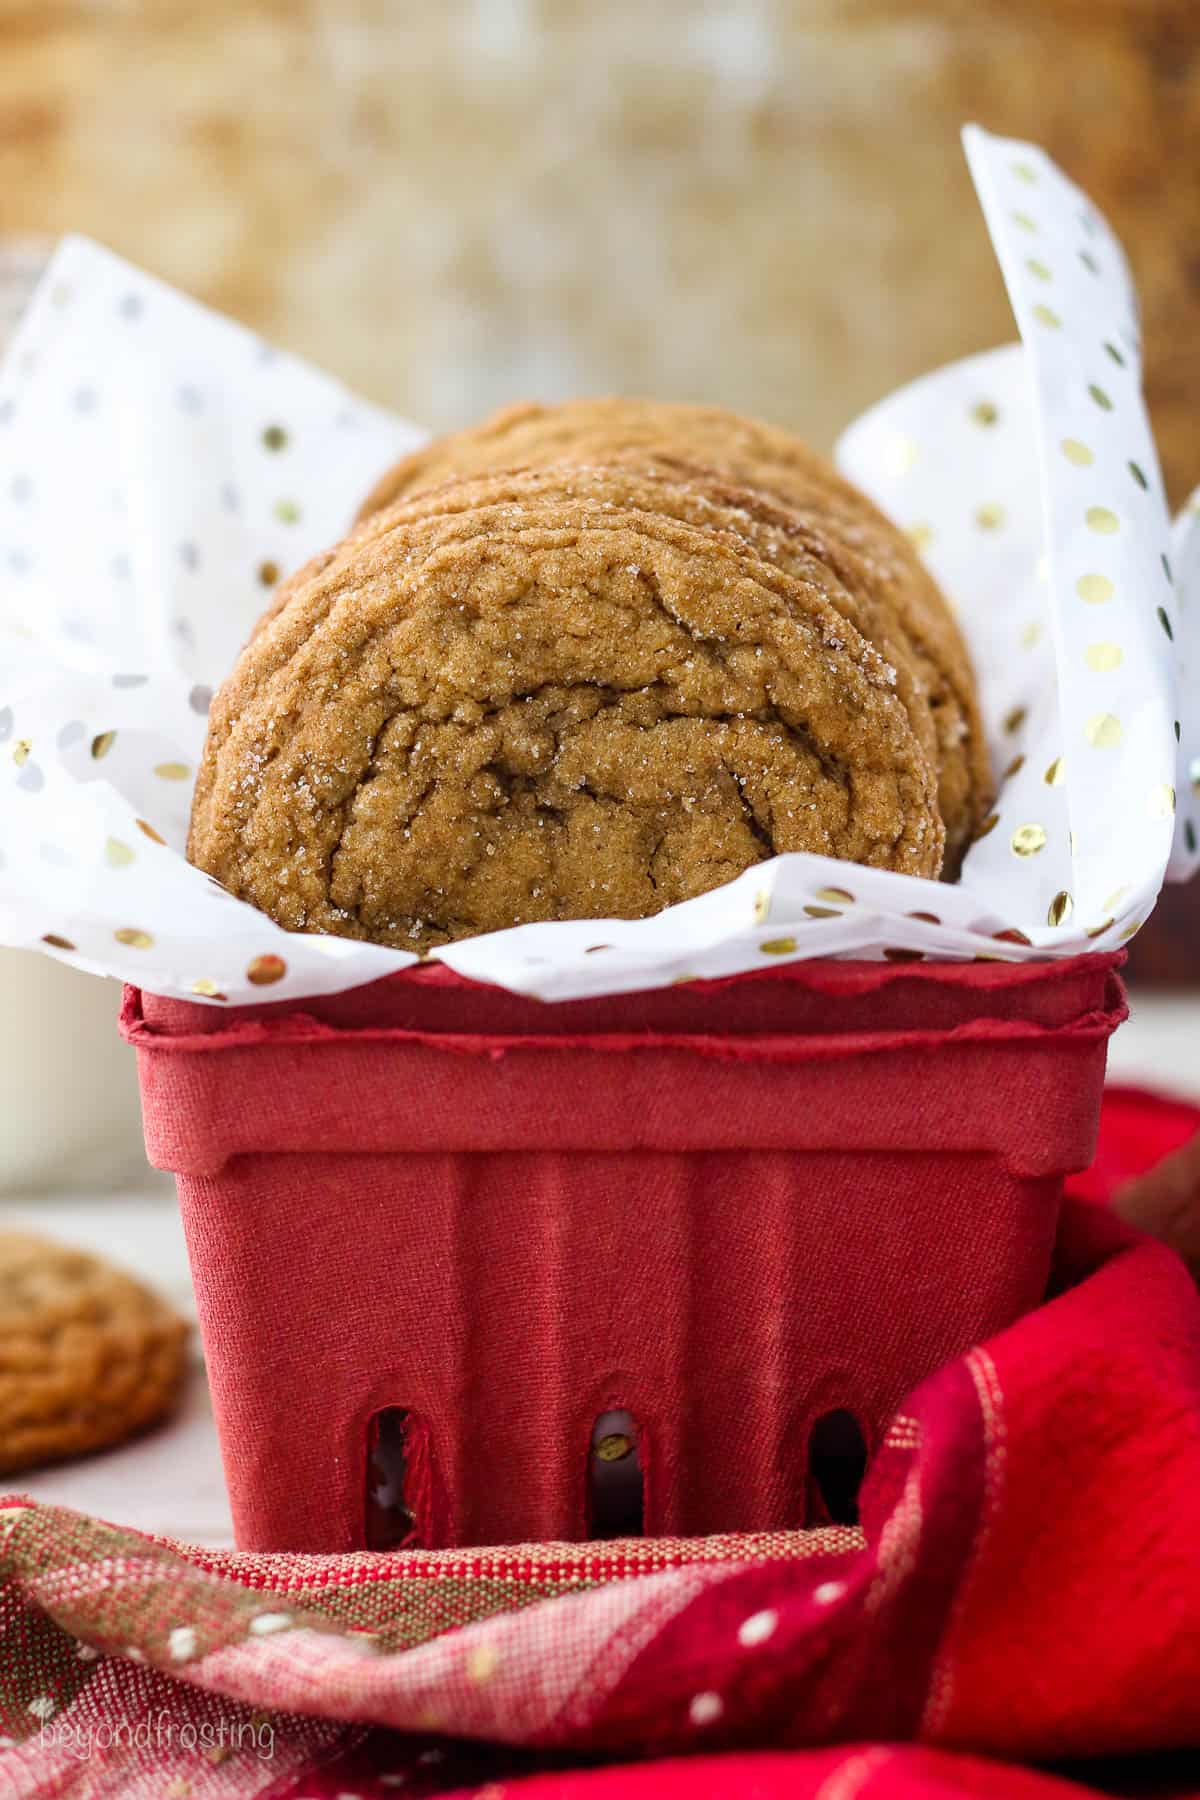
left=190, top=462, right=945, bottom=949
left=357, top=398, right=991, bottom=868
left=0, top=1232, right=188, bottom=1476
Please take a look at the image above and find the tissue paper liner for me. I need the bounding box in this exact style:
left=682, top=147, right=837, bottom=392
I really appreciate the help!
left=1, top=126, right=1195, bottom=1005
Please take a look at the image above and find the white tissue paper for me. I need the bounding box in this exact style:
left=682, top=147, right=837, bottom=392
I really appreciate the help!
left=0, top=125, right=1196, bottom=1006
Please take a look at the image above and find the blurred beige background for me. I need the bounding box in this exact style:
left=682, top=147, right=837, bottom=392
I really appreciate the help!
left=0, top=0, right=1197, bottom=1189
left=1, top=0, right=1195, bottom=497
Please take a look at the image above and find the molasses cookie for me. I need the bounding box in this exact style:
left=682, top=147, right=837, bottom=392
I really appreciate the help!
left=190, top=463, right=945, bottom=949
left=358, top=399, right=990, bottom=868
left=0, top=1233, right=188, bottom=1475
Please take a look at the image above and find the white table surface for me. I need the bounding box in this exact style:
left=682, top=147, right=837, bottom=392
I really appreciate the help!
left=5, top=993, right=1198, bottom=1551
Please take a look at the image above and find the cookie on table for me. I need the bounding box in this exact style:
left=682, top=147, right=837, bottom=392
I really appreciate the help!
left=190, top=461, right=946, bottom=950
left=0, top=1233, right=188, bottom=1475
left=357, top=398, right=991, bottom=872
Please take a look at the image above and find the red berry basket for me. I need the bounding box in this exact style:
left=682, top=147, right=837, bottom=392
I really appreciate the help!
left=122, top=952, right=1125, bottom=1553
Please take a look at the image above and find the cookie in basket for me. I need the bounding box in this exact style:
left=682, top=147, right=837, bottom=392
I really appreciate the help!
left=356, top=398, right=991, bottom=870
left=0, top=1232, right=188, bottom=1475
left=190, top=459, right=958, bottom=949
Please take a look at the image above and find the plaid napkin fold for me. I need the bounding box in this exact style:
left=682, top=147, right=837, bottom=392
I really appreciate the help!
left=1, top=1090, right=1199, bottom=1800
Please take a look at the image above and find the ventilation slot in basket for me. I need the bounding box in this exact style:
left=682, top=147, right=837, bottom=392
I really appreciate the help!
left=365, top=1408, right=420, bottom=1549
left=807, top=1409, right=868, bottom=1526
left=588, top=1409, right=644, bottom=1539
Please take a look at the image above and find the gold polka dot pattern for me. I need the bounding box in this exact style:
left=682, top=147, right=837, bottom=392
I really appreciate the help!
left=0, top=130, right=1189, bottom=1002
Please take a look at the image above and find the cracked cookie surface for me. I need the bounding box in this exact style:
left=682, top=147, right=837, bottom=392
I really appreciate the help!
left=190, top=462, right=945, bottom=948
left=359, top=398, right=990, bottom=870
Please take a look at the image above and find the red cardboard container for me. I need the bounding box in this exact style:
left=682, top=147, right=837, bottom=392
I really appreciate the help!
left=122, top=952, right=1125, bottom=1553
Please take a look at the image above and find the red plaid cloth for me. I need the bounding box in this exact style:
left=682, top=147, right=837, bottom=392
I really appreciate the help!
left=2, top=1087, right=1199, bottom=1799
